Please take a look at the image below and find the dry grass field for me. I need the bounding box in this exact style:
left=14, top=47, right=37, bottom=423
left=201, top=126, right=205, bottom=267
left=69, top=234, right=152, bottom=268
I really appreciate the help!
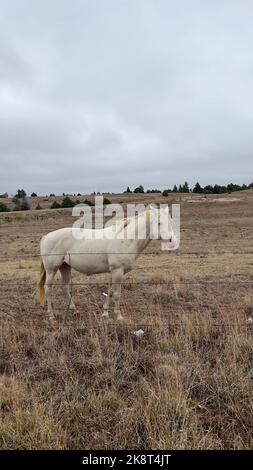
left=1, top=190, right=253, bottom=449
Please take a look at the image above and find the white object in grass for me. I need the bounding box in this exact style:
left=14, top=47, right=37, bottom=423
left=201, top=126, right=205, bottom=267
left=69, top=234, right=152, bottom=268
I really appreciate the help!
left=131, top=329, right=144, bottom=338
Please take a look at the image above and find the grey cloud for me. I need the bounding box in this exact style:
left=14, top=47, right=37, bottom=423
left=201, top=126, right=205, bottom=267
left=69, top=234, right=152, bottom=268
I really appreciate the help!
left=0, top=0, right=253, bottom=195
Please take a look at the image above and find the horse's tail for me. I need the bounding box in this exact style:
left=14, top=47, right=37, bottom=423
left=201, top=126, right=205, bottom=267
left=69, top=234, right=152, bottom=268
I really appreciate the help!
left=37, top=259, right=46, bottom=305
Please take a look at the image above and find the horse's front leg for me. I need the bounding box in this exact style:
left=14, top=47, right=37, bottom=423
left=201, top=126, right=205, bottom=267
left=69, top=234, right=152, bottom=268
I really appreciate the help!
left=111, top=267, right=124, bottom=321
left=102, top=286, right=113, bottom=318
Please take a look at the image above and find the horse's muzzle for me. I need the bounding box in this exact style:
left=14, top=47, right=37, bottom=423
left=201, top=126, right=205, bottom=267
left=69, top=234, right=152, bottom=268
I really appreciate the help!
left=161, top=235, right=177, bottom=250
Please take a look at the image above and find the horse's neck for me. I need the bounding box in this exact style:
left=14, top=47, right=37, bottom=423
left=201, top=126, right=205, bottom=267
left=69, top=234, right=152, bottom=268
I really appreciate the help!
left=129, top=211, right=153, bottom=256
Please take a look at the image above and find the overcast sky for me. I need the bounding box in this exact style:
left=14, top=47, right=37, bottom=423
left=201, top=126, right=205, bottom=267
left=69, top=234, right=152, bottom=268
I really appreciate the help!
left=0, top=0, right=253, bottom=195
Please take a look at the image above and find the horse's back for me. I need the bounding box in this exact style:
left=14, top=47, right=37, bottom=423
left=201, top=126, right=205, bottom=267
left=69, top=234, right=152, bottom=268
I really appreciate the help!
left=40, top=226, right=137, bottom=275
left=40, top=227, right=111, bottom=274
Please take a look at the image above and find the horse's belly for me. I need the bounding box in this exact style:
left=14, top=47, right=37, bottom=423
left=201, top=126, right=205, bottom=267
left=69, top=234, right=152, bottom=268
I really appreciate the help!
left=68, top=253, right=109, bottom=275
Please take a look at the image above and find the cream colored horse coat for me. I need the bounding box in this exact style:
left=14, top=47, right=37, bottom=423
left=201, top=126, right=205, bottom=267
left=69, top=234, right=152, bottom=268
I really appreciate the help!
left=38, top=208, right=176, bottom=320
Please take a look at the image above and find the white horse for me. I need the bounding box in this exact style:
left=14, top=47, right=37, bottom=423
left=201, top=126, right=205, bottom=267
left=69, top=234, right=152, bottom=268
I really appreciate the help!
left=37, top=206, right=177, bottom=320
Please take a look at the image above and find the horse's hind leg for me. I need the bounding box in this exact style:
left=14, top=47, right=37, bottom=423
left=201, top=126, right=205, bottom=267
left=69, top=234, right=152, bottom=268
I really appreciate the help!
left=45, top=269, right=57, bottom=320
left=59, top=263, right=76, bottom=313
left=111, top=267, right=124, bottom=321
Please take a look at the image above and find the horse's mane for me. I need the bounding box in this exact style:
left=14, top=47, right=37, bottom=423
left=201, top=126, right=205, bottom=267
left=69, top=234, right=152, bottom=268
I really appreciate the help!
left=111, top=209, right=152, bottom=233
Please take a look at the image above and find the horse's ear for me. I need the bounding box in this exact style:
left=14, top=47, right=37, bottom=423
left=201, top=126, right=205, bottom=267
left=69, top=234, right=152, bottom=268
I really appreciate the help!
left=123, top=218, right=130, bottom=228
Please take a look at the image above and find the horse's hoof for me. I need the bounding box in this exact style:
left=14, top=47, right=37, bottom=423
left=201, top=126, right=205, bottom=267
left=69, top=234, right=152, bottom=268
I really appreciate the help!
left=102, top=311, right=109, bottom=319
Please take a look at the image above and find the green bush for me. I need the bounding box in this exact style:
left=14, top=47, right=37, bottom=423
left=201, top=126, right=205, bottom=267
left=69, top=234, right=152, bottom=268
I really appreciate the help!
left=20, top=199, right=30, bottom=211
left=147, top=189, right=161, bottom=193
left=83, top=199, right=95, bottom=206
left=61, top=196, right=76, bottom=208
left=51, top=201, right=61, bottom=209
left=103, top=197, right=111, bottom=205
left=0, top=202, right=10, bottom=212
left=35, top=204, right=42, bottom=210
left=134, top=185, right=144, bottom=193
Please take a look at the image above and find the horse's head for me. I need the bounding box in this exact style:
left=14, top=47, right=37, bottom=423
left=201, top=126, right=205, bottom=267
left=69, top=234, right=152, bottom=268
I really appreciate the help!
left=150, top=205, right=177, bottom=250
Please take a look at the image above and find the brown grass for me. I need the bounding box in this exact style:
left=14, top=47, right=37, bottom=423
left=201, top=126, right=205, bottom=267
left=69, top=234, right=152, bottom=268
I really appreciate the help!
left=1, top=190, right=253, bottom=449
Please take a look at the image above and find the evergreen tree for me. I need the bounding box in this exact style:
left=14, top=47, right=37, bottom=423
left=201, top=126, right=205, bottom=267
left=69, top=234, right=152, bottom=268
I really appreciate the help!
left=134, top=185, right=144, bottom=193
left=193, top=182, right=203, bottom=194
left=182, top=181, right=190, bottom=192
left=203, top=185, right=214, bottom=194
left=15, top=189, right=26, bottom=199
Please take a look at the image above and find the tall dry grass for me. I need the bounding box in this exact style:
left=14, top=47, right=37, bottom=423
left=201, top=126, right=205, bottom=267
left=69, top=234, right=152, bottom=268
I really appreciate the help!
left=0, top=301, right=253, bottom=450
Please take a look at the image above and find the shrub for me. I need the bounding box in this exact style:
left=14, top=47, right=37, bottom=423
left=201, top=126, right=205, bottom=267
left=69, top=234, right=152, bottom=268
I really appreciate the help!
left=20, top=199, right=30, bottom=211
left=83, top=199, right=95, bottom=206
left=103, top=197, right=111, bottom=205
left=0, top=202, right=9, bottom=212
left=61, top=197, right=76, bottom=208
left=51, top=201, right=61, bottom=209
left=35, top=204, right=42, bottom=210
left=134, top=185, right=144, bottom=193
left=31, top=192, right=37, bottom=197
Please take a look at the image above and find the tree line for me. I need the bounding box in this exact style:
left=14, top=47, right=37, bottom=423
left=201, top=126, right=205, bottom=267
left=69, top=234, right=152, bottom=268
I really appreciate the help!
left=0, top=182, right=253, bottom=212
left=126, top=181, right=253, bottom=196
left=0, top=189, right=112, bottom=212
